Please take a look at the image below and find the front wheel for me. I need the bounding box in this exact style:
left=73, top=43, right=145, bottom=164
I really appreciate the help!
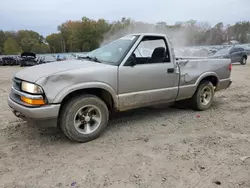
left=190, top=81, right=214, bottom=111
left=59, top=94, right=109, bottom=143
left=240, top=56, right=247, bottom=65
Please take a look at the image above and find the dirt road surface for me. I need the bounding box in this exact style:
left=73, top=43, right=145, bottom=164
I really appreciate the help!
left=1, top=61, right=250, bottom=188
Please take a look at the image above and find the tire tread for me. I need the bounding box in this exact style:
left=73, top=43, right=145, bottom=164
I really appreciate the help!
left=59, top=94, right=109, bottom=142
left=190, top=80, right=214, bottom=111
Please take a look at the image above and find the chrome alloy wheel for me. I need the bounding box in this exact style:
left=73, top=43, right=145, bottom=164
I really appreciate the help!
left=200, top=86, right=212, bottom=106
left=73, top=105, right=102, bottom=135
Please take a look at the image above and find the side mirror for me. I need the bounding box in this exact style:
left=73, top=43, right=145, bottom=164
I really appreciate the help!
left=126, top=55, right=136, bottom=66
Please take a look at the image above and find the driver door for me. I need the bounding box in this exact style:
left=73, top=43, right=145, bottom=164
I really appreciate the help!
left=118, top=36, right=179, bottom=111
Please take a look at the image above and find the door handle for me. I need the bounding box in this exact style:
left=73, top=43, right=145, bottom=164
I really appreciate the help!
left=167, top=68, right=175, bottom=73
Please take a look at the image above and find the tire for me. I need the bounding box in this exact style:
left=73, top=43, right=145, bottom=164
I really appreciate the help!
left=240, top=56, right=247, bottom=65
left=60, top=94, right=109, bottom=143
left=190, top=80, right=214, bottom=111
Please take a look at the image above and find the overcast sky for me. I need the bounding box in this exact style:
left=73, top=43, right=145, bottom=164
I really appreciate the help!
left=0, top=0, right=249, bottom=36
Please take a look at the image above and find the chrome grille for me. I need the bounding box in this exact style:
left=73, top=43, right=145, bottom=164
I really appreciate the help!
left=12, top=78, right=21, bottom=91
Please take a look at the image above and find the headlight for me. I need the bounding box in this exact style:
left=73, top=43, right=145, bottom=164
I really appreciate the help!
left=21, top=81, right=43, bottom=94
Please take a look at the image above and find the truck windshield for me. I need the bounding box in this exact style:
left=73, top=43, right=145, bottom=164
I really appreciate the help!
left=85, top=35, right=139, bottom=65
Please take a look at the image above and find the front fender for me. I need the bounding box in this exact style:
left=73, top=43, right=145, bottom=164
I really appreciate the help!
left=52, top=82, right=118, bottom=107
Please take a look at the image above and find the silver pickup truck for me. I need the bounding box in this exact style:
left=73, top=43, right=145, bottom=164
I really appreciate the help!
left=8, top=33, right=232, bottom=142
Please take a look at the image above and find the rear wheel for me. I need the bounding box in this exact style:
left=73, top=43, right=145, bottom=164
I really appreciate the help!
left=240, top=56, right=247, bottom=65
left=60, top=94, right=109, bottom=142
left=190, top=81, right=214, bottom=111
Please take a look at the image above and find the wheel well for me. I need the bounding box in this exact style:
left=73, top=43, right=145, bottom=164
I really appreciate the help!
left=243, top=55, right=247, bottom=59
left=200, top=76, right=218, bottom=87
left=59, top=88, right=114, bottom=112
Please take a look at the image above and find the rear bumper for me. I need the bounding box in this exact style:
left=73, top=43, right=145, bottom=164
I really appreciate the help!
left=216, top=78, right=232, bottom=91
left=8, top=97, right=60, bottom=120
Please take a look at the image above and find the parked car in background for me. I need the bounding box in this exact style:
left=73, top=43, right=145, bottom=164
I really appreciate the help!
left=210, top=46, right=248, bottom=65
left=20, top=52, right=38, bottom=67
left=0, top=57, right=3, bottom=65
left=0, top=56, right=19, bottom=66
left=244, top=47, right=250, bottom=56
left=38, top=55, right=57, bottom=64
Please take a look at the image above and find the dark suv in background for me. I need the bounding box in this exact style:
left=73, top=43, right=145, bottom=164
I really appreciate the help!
left=211, top=46, right=248, bottom=65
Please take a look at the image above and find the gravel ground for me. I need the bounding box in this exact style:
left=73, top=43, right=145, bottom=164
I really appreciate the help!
left=0, top=61, right=250, bottom=188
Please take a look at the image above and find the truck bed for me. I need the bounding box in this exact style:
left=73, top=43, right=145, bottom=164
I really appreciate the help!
left=175, top=57, right=232, bottom=101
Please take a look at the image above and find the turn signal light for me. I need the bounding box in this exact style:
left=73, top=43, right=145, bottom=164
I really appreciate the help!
left=21, top=96, right=45, bottom=105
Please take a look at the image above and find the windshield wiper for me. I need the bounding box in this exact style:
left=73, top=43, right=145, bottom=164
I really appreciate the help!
left=79, top=56, right=102, bottom=63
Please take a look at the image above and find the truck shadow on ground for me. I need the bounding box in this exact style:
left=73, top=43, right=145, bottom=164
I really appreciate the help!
left=3, top=105, right=213, bottom=146
left=2, top=105, right=192, bottom=143
left=2, top=98, right=225, bottom=145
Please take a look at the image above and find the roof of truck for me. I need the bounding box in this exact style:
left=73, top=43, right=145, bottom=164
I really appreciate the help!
left=127, top=33, right=167, bottom=37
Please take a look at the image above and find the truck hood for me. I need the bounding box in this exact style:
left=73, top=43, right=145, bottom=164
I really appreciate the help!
left=14, top=60, right=108, bottom=83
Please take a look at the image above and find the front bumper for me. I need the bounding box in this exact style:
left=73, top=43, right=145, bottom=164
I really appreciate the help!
left=8, top=96, right=60, bottom=119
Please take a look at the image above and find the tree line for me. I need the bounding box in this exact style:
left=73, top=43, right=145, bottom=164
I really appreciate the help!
left=0, top=17, right=250, bottom=55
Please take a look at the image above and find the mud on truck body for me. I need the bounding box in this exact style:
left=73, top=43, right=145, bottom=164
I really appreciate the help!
left=8, top=33, right=232, bottom=142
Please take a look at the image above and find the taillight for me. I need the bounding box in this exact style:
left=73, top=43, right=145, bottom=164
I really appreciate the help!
left=229, top=63, right=232, bottom=71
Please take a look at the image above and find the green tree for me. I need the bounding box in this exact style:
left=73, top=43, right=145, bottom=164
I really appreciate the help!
left=226, top=22, right=250, bottom=43
left=46, top=33, right=64, bottom=53
left=16, top=30, right=45, bottom=52
left=0, top=30, right=6, bottom=54
left=4, top=31, right=17, bottom=40
left=17, top=30, right=43, bottom=44
left=58, top=20, right=78, bottom=52
left=68, top=17, right=110, bottom=52
left=1, top=17, right=250, bottom=55
left=20, top=37, right=39, bottom=52
left=31, top=43, right=50, bottom=53
left=3, top=37, right=22, bottom=55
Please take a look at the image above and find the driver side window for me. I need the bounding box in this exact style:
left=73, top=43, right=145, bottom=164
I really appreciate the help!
left=127, top=36, right=170, bottom=65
